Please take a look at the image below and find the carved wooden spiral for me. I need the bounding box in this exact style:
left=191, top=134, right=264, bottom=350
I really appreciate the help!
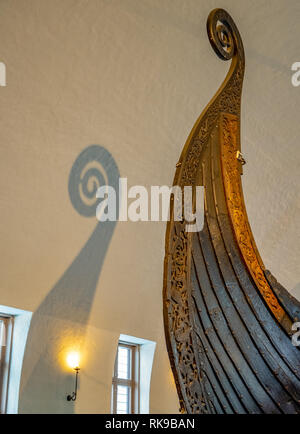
left=207, top=8, right=244, bottom=61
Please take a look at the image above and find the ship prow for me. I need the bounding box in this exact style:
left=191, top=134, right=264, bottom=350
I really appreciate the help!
left=163, top=8, right=300, bottom=414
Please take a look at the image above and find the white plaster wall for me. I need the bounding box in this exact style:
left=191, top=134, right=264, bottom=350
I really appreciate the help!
left=0, top=0, right=299, bottom=413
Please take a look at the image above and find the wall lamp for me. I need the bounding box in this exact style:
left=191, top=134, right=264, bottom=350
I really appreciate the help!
left=66, top=352, right=80, bottom=402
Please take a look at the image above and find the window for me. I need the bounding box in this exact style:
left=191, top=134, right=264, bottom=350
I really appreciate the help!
left=0, top=315, right=13, bottom=414
left=112, top=342, right=139, bottom=414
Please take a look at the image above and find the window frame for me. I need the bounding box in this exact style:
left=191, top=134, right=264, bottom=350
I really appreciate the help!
left=112, top=341, right=140, bottom=414
left=0, top=315, right=13, bottom=414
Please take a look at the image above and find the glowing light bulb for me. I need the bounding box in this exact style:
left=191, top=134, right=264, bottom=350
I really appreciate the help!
left=66, top=351, right=80, bottom=370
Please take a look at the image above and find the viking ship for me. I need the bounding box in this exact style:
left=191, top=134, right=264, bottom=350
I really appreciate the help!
left=163, top=8, right=300, bottom=414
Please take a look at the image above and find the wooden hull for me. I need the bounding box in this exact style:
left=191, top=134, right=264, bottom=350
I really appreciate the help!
left=163, top=9, right=300, bottom=414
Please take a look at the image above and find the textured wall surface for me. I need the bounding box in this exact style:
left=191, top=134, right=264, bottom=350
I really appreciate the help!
left=0, top=0, right=299, bottom=413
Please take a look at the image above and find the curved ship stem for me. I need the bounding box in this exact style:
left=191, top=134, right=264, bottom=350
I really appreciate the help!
left=163, top=8, right=300, bottom=414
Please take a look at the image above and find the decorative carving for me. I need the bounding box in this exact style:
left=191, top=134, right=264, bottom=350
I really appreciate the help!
left=180, top=9, right=245, bottom=187
left=167, top=221, right=212, bottom=414
left=220, top=113, right=286, bottom=323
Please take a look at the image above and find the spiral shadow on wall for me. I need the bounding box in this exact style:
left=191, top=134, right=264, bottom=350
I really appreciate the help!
left=19, top=145, right=120, bottom=414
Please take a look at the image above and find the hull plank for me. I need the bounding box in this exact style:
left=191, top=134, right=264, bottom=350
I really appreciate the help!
left=265, top=270, right=300, bottom=324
